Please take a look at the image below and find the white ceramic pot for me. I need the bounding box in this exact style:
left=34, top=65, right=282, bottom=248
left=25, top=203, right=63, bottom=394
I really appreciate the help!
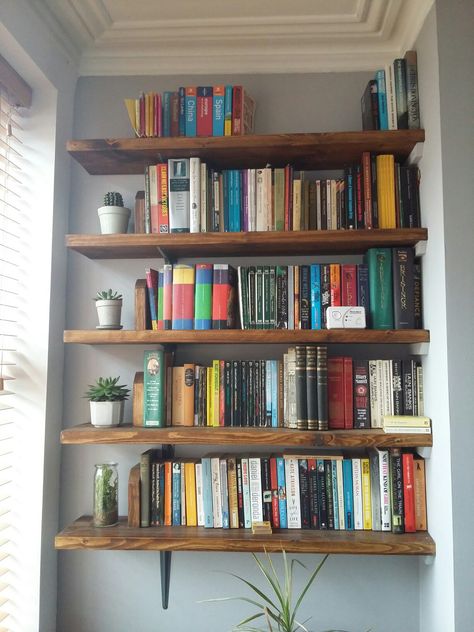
left=95, top=299, right=122, bottom=328
left=98, top=205, right=130, bottom=234
left=90, top=400, right=124, bottom=427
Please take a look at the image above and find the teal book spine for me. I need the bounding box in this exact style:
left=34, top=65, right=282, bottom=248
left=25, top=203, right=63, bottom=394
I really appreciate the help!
left=342, top=459, right=354, bottom=530
left=366, top=247, right=394, bottom=329
left=194, top=263, right=213, bottom=329
left=143, top=349, right=165, bottom=427
left=201, top=457, right=213, bottom=528
left=375, top=70, right=388, bottom=130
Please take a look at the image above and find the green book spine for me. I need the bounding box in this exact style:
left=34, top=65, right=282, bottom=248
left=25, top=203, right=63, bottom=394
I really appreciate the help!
left=273, top=168, right=285, bottom=231
left=194, top=263, right=213, bottom=329
left=256, top=266, right=264, bottom=329
left=238, top=266, right=249, bottom=330
left=366, top=248, right=394, bottom=329
left=143, top=349, right=165, bottom=427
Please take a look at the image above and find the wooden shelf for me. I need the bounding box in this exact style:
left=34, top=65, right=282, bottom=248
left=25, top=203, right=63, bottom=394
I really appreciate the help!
left=67, top=130, right=425, bottom=175
left=66, top=228, right=428, bottom=260
left=64, top=329, right=430, bottom=345
left=60, top=424, right=433, bottom=448
left=55, top=516, right=435, bottom=555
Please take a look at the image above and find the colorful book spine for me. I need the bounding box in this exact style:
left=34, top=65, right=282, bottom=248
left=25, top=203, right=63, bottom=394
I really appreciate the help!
left=341, top=264, right=357, bottom=306
left=157, top=269, right=164, bottom=330
left=212, top=85, right=225, bottom=136
left=171, top=462, right=181, bottom=526
left=178, top=87, right=185, bottom=136
left=194, top=263, right=213, bottom=329
left=342, top=459, right=354, bottom=530
left=157, top=163, right=169, bottom=233
left=189, top=157, right=201, bottom=233
left=163, top=264, right=173, bottom=330
left=196, top=86, right=213, bottom=137
left=310, top=264, right=321, bottom=329
left=212, top=264, right=236, bottom=329
left=375, top=69, right=388, bottom=130
left=168, top=158, right=190, bottom=233
left=143, top=350, right=165, bottom=427
left=184, top=461, right=197, bottom=526
left=185, top=87, right=197, bottom=137
left=224, top=85, right=233, bottom=136
left=284, top=457, right=301, bottom=528
left=241, top=458, right=252, bottom=528
left=353, top=360, right=371, bottom=428
left=276, top=457, right=287, bottom=528
left=403, top=452, right=416, bottom=532
left=201, top=457, right=213, bottom=528
left=145, top=267, right=158, bottom=330
left=249, top=457, right=263, bottom=524
left=172, top=264, right=195, bottom=329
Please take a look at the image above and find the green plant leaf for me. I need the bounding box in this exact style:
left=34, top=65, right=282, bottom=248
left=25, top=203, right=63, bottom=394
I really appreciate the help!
left=226, top=572, right=280, bottom=612
left=252, top=553, right=286, bottom=613
left=290, top=554, right=329, bottom=629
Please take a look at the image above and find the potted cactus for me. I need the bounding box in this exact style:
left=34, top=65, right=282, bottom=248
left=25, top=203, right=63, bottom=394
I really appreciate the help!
left=85, top=376, right=130, bottom=427
left=94, top=289, right=123, bottom=329
left=97, top=191, right=130, bottom=234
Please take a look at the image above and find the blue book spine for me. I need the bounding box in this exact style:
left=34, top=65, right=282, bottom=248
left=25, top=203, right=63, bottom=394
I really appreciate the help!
left=357, top=263, right=370, bottom=324
left=271, top=360, right=278, bottom=427
left=234, top=169, right=241, bottom=232
left=213, top=89, right=225, bottom=136
left=223, top=171, right=230, bottom=232
left=331, top=460, right=339, bottom=530
left=224, top=85, right=233, bottom=134
left=201, top=458, right=213, bottom=528
left=163, top=91, right=172, bottom=137
left=172, top=462, right=181, bottom=526
left=276, top=457, right=288, bottom=528
left=265, top=360, right=272, bottom=427
left=229, top=170, right=235, bottom=232
left=185, top=89, right=197, bottom=137
left=375, top=70, right=388, bottom=130
left=310, top=264, right=321, bottom=329
left=220, top=460, right=230, bottom=529
left=346, top=167, right=355, bottom=228
left=342, top=459, right=354, bottom=530
left=178, top=87, right=186, bottom=136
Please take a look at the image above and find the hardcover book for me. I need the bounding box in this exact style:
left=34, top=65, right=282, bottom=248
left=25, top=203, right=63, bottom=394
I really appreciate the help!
left=168, top=158, right=190, bottom=232
left=143, top=350, right=165, bottom=427
left=172, top=264, right=195, bottom=330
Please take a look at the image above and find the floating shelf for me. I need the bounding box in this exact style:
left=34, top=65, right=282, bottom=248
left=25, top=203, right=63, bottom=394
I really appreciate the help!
left=67, top=130, right=425, bottom=175
left=64, top=329, right=430, bottom=345
left=66, top=228, right=428, bottom=261
left=60, top=424, right=433, bottom=448
left=55, top=516, right=435, bottom=555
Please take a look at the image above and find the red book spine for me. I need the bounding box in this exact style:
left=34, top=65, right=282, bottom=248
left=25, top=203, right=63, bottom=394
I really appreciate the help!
left=158, top=163, right=169, bottom=233
left=328, top=357, right=345, bottom=429
left=212, top=265, right=236, bottom=329
left=149, top=165, right=159, bottom=234
left=341, top=264, right=357, bottom=306
left=330, top=264, right=341, bottom=306
left=171, top=266, right=195, bottom=329
left=343, top=357, right=353, bottom=428
left=197, top=87, right=213, bottom=137
left=269, top=457, right=280, bottom=528
left=219, top=359, right=225, bottom=426
left=232, top=86, right=243, bottom=135
left=170, top=91, right=180, bottom=137
left=362, top=152, right=373, bottom=228
left=403, top=453, right=416, bottom=532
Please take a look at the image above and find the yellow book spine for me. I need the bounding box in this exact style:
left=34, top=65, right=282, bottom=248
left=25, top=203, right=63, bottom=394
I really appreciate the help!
left=386, top=155, right=396, bottom=228
left=184, top=462, right=197, bottom=526
left=361, top=458, right=372, bottom=530
left=206, top=366, right=213, bottom=426
left=212, top=360, right=220, bottom=427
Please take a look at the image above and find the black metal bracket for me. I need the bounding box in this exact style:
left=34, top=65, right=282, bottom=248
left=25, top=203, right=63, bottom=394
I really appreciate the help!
left=160, top=443, right=174, bottom=609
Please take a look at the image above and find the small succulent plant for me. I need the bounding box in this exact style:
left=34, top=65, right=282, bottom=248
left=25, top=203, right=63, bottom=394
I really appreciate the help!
left=94, top=289, right=122, bottom=301
left=84, top=377, right=130, bottom=402
left=103, top=191, right=124, bottom=207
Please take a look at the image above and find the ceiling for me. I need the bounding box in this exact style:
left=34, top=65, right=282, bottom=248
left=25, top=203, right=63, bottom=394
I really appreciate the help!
left=26, top=0, right=434, bottom=75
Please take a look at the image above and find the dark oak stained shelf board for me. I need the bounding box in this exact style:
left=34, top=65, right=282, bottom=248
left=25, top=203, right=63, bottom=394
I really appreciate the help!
left=66, top=228, right=428, bottom=260
left=60, top=424, right=433, bottom=448
left=64, top=329, right=430, bottom=345
left=55, top=516, right=435, bottom=555
left=67, top=130, right=425, bottom=175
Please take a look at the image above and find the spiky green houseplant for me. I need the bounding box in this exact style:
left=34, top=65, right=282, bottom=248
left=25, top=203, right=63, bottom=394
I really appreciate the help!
left=94, top=289, right=122, bottom=301
left=204, top=551, right=346, bottom=632
left=84, top=376, right=130, bottom=402
left=98, top=191, right=130, bottom=234
left=94, top=289, right=123, bottom=328
left=103, top=191, right=124, bottom=207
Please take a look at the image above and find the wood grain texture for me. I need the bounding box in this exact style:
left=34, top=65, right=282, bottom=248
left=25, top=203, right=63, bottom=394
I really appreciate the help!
left=55, top=516, right=435, bottom=555
left=132, top=373, right=144, bottom=427
left=134, top=279, right=148, bottom=330
left=64, top=329, right=430, bottom=345
left=67, top=131, right=425, bottom=175
left=127, top=464, right=140, bottom=528
left=60, top=424, right=433, bottom=448
left=66, top=229, right=428, bottom=260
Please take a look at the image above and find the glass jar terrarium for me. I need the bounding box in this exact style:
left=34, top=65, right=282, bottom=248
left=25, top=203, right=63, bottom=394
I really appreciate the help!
left=93, top=462, right=118, bottom=527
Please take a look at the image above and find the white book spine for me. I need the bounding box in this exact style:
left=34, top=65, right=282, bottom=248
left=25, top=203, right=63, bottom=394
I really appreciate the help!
left=195, top=463, right=205, bottom=526
left=200, top=162, right=207, bottom=232
left=219, top=459, right=229, bottom=529
left=287, top=347, right=297, bottom=429
left=283, top=352, right=289, bottom=428
left=370, top=451, right=381, bottom=531
left=386, top=64, right=398, bottom=130
left=287, top=265, right=294, bottom=330
left=189, top=157, right=201, bottom=233
left=256, top=169, right=266, bottom=231
left=368, top=360, right=379, bottom=428
left=211, top=457, right=223, bottom=528
left=248, top=169, right=256, bottom=231
left=336, top=460, right=345, bottom=530
left=248, top=457, right=263, bottom=524
left=416, top=365, right=424, bottom=415
left=382, top=359, right=393, bottom=416
left=376, top=359, right=385, bottom=427
left=241, top=458, right=252, bottom=528
left=352, top=458, right=363, bottom=530
left=383, top=426, right=431, bottom=434
left=264, top=167, right=272, bottom=231
left=284, top=457, right=301, bottom=528
left=168, top=158, right=190, bottom=232
left=330, top=180, right=337, bottom=230
left=378, top=449, right=392, bottom=531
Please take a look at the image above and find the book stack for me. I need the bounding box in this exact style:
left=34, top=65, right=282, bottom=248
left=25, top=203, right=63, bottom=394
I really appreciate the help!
left=136, top=153, right=421, bottom=234
left=382, top=415, right=431, bottom=435
left=361, top=50, right=420, bottom=131
left=131, top=449, right=427, bottom=533
left=137, top=349, right=424, bottom=432
left=124, top=85, right=255, bottom=139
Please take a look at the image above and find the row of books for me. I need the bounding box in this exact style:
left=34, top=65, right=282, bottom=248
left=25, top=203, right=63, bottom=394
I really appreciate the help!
left=131, top=449, right=427, bottom=533
left=140, top=349, right=425, bottom=431
left=143, top=247, right=423, bottom=332
left=124, top=85, right=256, bottom=139
left=361, top=50, right=420, bottom=131
left=134, top=154, right=421, bottom=234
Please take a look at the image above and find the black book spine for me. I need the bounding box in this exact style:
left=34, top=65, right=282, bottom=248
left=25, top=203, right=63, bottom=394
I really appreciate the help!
left=248, top=266, right=256, bottom=329
left=402, top=359, right=414, bottom=415
left=261, top=457, right=272, bottom=522
left=344, top=169, right=354, bottom=229
left=224, top=361, right=232, bottom=426
left=406, top=167, right=420, bottom=228
left=269, top=266, right=276, bottom=329
left=353, top=360, right=371, bottom=428
left=392, top=247, right=415, bottom=329
left=317, top=460, right=328, bottom=529
left=339, top=177, right=346, bottom=229
left=150, top=460, right=157, bottom=526
left=276, top=267, right=288, bottom=329
left=232, top=361, right=241, bottom=427
left=200, top=367, right=207, bottom=427
left=248, top=360, right=255, bottom=426
left=299, top=459, right=311, bottom=529
left=324, top=460, right=335, bottom=530
left=316, top=346, right=328, bottom=431
left=241, top=360, right=248, bottom=427
left=370, top=154, right=379, bottom=228
left=320, top=179, right=328, bottom=230
left=355, top=163, right=364, bottom=229
left=260, top=360, right=266, bottom=427
left=299, top=265, right=310, bottom=329
left=321, top=264, right=331, bottom=329
left=392, top=359, right=404, bottom=415
left=370, top=79, right=379, bottom=129
left=413, top=261, right=423, bottom=329
left=308, top=181, right=317, bottom=230
left=390, top=449, right=405, bottom=533
left=357, top=263, right=370, bottom=327
left=236, top=458, right=245, bottom=528
left=254, top=360, right=260, bottom=427
left=306, top=345, right=318, bottom=431
left=295, top=346, right=308, bottom=430
left=309, top=460, right=319, bottom=528
left=157, top=462, right=164, bottom=526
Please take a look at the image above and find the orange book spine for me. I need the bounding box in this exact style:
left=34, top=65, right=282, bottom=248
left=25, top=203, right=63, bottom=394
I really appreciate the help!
left=184, top=461, right=197, bottom=526
left=330, top=263, right=341, bottom=306
left=164, top=461, right=172, bottom=526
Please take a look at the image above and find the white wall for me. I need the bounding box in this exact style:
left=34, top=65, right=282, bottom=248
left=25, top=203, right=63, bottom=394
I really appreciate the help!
left=59, top=73, right=421, bottom=632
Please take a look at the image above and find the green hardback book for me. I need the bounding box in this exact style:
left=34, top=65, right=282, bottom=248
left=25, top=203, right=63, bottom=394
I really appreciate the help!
left=366, top=248, right=394, bottom=329
left=143, top=349, right=165, bottom=426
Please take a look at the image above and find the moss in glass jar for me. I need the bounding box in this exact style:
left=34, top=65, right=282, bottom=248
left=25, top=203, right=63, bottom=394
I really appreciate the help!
left=93, top=463, right=118, bottom=527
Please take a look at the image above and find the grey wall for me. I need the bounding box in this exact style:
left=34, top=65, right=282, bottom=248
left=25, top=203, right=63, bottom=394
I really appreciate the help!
left=58, top=73, right=422, bottom=632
